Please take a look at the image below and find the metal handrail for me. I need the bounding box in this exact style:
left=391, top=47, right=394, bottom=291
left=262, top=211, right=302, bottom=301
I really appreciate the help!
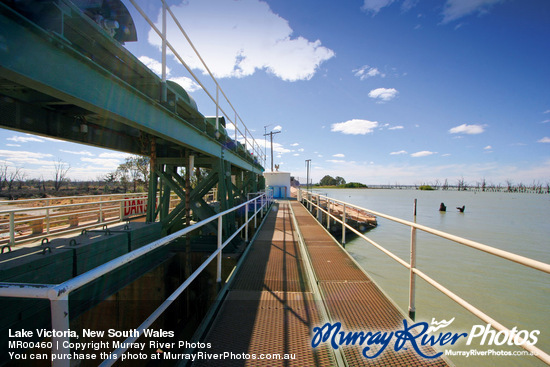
left=0, top=196, right=155, bottom=248
left=0, top=191, right=272, bottom=367
left=127, top=0, right=264, bottom=163
left=0, top=192, right=147, bottom=206
left=299, top=189, right=550, bottom=365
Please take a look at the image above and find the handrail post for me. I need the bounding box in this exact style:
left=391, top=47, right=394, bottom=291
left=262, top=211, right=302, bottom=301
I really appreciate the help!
left=408, top=199, right=417, bottom=320
left=217, top=216, right=222, bottom=285
left=9, top=212, right=15, bottom=246
left=215, top=86, right=219, bottom=133
left=254, top=198, right=257, bottom=228
left=342, top=204, right=346, bottom=247
left=50, top=294, right=70, bottom=367
left=99, top=202, right=104, bottom=223
left=245, top=202, right=249, bottom=242
left=119, top=200, right=124, bottom=221
left=326, top=199, right=330, bottom=230
left=46, top=208, right=51, bottom=234
left=160, top=0, right=167, bottom=102
left=317, top=196, right=322, bottom=222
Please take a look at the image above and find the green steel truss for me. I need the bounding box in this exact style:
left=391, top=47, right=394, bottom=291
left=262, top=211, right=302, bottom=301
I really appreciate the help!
left=0, top=2, right=265, bottom=240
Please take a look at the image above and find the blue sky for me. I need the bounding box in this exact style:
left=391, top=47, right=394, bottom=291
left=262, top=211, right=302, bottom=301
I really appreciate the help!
left=1, top=0, right=549, bottom=186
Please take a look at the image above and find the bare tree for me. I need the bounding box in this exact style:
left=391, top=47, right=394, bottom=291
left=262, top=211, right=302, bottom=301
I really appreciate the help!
left=6, top=166, right=22, bottom=191
left=505, top=179, right=513, bottom=193
left=457, top=176, right=466, bottom=191
left=17, top=171, right=27, bottom=190
left=0, top=163, right=8, bottom=192
left=53, top=159, right=70, bottom=192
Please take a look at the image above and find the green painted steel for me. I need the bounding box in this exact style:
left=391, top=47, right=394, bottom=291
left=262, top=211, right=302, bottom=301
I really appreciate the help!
left=0, top=3, right=263, bottom=174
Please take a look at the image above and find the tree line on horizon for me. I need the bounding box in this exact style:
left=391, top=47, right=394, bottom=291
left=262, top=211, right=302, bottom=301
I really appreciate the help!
left=295, top=174, right=549, bottom=194
left=1, top=160, right=548, bottom=199
left=309, top=175, right=368, bottom=188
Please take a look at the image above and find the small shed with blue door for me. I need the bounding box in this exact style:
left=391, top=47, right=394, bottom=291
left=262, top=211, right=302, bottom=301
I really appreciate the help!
left=264, top=171, right=291, bottom=198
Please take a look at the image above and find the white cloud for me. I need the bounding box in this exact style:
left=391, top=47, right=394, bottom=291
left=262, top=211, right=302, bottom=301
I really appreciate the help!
left=139, top=56, right=201, bottom=93
left=544, top=110, right=550, bottom=114
left=353, top=65, right=385, bottom=80
left=0, top=150, right=55, bottom=165
left=81, top=157, right=122, bottom=169
left=449, top=123, right=485, bottom=135
left=6, top=144, right=20, bottom=147
left=309, top=160, right=550, bottom=186
left=542, top=120, right=550, bottom=124
left=388, top=125, right=404, bottom=130
left=484, top=145, right=492, bottom=150
left=149, top=0, right=334, bottom=81
left=331, top=119, right=379, bottom=135
left=327, top=159, right=346, bottom=163
left=60, top=150, right=94, bottom=156
left=333, top=153, right=345, bottom=158
left=411, top=150, right=436, bottom=157
left=99, top=152, right=133, bottom=159
left=390, top=150, right=408, bottom=155
left=291, top=143, right=299, bottom=147
left=139, top=56, right=170, bottom=76
left=170, top=77, right=202, bottom=93
left=256, top=139, right=289, bottom=154
left=441, top=0, right=505, bottom=23
left=7, top=136, right=44, bottom=143
left=273, top=125, right=283, bottom=132
left=538, top=137, right=550, bottom=143
left=368, top=88, right=398, bottom=102
left=361, top=0, right=396, bottom=14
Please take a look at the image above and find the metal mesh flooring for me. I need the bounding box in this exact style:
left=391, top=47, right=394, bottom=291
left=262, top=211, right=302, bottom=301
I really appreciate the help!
left=193, top=201, right=450, bottom=366
left=290, top=202, right=450, bottom=367
left=193, top=202, right=334, bottom=366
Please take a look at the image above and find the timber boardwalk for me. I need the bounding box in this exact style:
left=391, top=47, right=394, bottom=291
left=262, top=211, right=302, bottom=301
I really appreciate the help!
left=192, top=201, right=450, bottom=366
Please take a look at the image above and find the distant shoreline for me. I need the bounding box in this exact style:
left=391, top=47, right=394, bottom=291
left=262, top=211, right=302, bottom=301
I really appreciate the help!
left=300, top=185, right=549, bottom=194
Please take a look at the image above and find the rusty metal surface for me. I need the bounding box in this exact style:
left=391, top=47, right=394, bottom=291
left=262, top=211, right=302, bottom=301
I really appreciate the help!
left=194, top=202, right=334, bottom=366
left=195, top=201, right=449, bottom=366
left=194, top=290, right=334, bottom=366
left=290, top=201, right=450, bottom=367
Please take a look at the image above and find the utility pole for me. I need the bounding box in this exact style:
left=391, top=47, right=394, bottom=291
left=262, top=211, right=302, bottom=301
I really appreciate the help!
left=263, top=130, right=281, bottom=171
left=263, top=125, right=270, bottom=168
left=305, top=159, right=311, bottom=192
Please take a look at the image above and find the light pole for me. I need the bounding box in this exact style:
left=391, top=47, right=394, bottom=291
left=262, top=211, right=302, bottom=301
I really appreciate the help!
left=305, top=159, right=311, bottom=192
left=264, top=130, right=281, bottom=172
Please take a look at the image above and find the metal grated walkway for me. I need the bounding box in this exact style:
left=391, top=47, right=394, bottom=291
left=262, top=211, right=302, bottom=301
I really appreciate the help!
left=192, top=201, right=451, bottom=366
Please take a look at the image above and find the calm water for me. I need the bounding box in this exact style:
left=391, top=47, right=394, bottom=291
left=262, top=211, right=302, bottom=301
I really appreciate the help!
left=318, top=189, right=550, bottom=367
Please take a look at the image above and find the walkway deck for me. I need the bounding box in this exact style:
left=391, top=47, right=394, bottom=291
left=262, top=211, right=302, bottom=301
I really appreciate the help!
left=193, top=201, right=451, bottom=366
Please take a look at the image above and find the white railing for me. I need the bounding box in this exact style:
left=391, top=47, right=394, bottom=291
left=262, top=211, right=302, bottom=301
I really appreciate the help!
left=299, top=189, right=550, bottom=365
left=0, top=191, right=272, bottom=367
left=0, top=193, right=151, bottom=250
left=127, top=0, right=265, bottom=165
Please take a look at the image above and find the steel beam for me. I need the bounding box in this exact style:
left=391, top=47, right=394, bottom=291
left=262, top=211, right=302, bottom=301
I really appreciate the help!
left=0, top=5, right=262, bottom=174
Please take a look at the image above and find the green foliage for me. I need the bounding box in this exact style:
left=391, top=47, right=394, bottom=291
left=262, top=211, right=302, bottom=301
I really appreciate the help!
left=419, top=185, right=435, bottom=190
left=339, top=182, right=367, bottom=188
left=319, top=175, right=346, bottom=186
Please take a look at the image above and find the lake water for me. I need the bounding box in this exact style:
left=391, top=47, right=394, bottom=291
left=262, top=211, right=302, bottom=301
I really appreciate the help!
left=316, top=188, right=550, bottom=367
